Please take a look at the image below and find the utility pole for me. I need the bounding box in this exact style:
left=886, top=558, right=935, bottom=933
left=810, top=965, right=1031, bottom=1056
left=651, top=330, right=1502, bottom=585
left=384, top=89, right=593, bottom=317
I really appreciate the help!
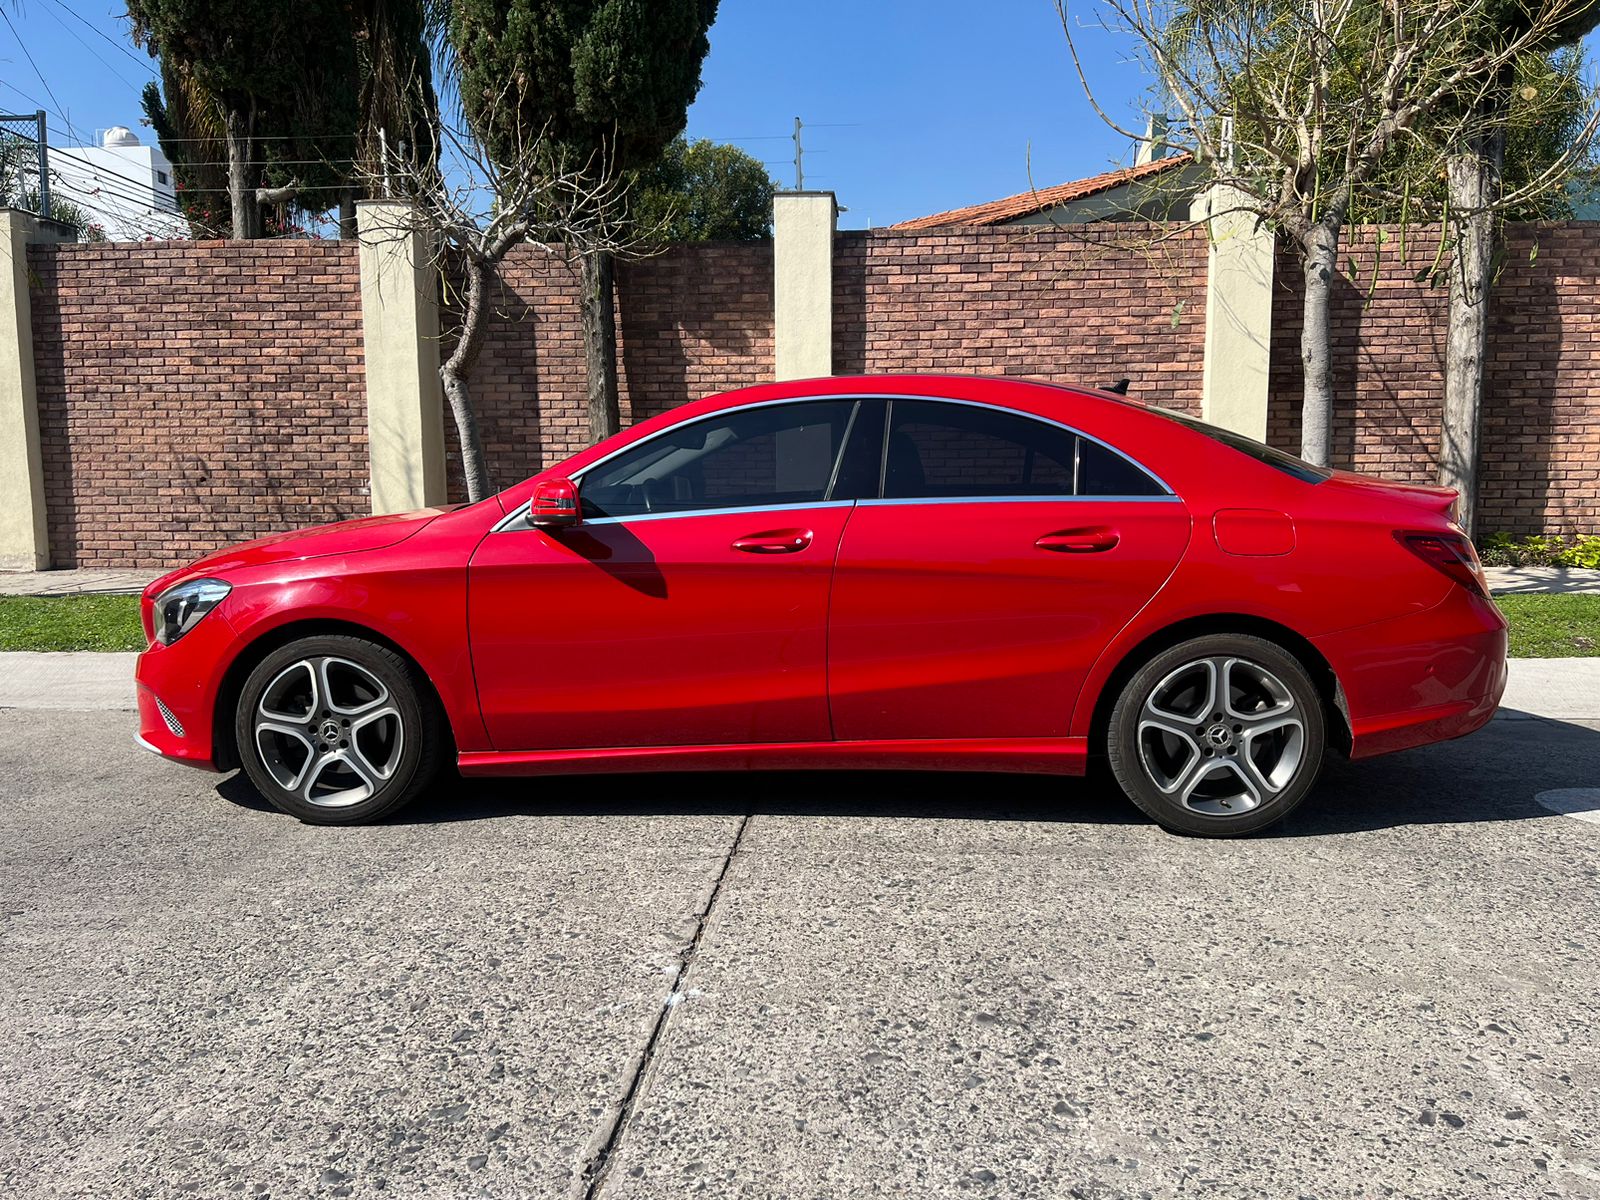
left=792, top=117, right=804, bottom=191
left=34, top=111, right=49, bottom=221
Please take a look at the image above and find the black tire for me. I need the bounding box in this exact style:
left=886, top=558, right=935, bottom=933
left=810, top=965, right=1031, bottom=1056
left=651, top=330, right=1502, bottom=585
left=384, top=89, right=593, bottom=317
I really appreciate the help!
left=1106, top=633, right=1326, bottom=837
left=234, top=634, right=443, bottom=824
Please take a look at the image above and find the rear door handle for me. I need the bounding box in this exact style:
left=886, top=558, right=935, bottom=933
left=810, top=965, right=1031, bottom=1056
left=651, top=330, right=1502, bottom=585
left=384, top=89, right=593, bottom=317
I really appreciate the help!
left=1036, top=527, right=1120, bottom=554
left=732, top=528, right=813, bottom=554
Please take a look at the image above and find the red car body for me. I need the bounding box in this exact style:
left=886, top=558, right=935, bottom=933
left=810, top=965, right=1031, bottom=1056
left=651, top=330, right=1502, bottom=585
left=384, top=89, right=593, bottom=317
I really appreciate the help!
left=135, top=375, right=1507, bottom=783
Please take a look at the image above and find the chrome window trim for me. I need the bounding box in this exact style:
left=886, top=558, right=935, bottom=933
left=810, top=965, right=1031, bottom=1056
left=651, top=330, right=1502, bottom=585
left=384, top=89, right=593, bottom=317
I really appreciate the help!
left=580, top=499, right=858, bottom=527
left=493, top=391, right=1176, bottom=533
left=856, top=494, right=1182, bottom=508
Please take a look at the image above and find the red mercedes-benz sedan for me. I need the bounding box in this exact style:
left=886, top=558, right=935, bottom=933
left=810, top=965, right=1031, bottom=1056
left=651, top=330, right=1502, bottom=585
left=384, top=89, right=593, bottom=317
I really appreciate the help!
left=134, top=375, right=1507, bottom=836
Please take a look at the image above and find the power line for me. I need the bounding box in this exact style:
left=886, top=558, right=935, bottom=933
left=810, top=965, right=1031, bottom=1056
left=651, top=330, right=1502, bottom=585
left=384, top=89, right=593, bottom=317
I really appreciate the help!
left=142, top=133, right=362, bottom=143
left=45, top=0, right=159, bottom=78
left=0, top=75, right=97, bottom=154
left=38, top=0, right=147, bottom=92
left=0, top=7, right=73, bottom=133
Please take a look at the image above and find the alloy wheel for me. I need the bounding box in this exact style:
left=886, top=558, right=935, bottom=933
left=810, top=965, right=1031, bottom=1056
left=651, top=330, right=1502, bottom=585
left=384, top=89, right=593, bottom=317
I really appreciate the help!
left=253, top=656, right=405, bottom=808
left=1135, top=656, right=1306, bottom=816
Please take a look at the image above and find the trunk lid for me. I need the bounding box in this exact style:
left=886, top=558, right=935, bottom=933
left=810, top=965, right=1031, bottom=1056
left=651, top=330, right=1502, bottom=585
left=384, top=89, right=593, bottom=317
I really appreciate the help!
left=1324, top=469, right=1459, bottom=519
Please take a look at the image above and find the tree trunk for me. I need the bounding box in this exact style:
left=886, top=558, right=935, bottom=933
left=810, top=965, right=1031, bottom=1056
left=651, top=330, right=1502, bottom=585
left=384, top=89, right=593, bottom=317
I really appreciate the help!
left=1298, top=220, right=1341, bottom=466
left=338, top=188, right=358, bottom=240
left=580, top=248, right=620, bottom=443
left=1440, top=101, right=1506, bottom=539
left=441, top=257, right=493, bottom=502
left=224, top=106, right=258, bottom=240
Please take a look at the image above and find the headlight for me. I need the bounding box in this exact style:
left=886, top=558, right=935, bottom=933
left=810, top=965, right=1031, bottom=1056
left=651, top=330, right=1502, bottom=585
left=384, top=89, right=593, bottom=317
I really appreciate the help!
left=153, top=578, right=232, bottom=646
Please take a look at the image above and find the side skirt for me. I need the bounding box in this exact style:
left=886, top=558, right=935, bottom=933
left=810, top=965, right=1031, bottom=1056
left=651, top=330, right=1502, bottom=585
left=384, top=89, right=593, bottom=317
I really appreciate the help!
left=458, top=737, right=1089, bottom=778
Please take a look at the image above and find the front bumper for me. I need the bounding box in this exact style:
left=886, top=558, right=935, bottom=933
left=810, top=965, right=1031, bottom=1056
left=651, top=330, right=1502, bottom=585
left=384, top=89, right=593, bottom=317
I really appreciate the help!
left=1314, top=585, right=1508, bottom=761
left=133, top=607, right=241, bottom=771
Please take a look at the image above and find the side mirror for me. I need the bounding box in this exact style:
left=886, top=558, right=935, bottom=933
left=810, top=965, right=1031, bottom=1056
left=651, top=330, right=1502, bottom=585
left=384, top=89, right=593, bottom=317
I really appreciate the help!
left=530, top=478, right=581, bottom=530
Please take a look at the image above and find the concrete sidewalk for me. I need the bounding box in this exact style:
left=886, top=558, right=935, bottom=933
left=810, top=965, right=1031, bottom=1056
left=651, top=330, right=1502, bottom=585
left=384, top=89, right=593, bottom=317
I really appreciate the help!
left=3, top=650, right=1597, bottom=723
left=1485, top=565, right=1600, bottom=595
left=0, top=569, right=153, bottom=596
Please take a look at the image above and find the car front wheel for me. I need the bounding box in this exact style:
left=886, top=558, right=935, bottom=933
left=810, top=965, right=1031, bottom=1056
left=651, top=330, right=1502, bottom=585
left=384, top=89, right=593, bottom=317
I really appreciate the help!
left=1107, top=633, right=1326, bottom=836
left=234, top=634, right=442, bottom=824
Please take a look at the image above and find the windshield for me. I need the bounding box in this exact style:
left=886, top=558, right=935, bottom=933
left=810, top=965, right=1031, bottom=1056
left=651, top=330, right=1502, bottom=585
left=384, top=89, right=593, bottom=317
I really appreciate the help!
left=1144, top=404, right=1329, bottom=484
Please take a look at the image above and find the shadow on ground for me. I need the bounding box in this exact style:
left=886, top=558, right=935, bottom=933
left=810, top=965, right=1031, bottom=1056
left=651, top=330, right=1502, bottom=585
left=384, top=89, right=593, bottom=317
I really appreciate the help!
left=213, top=711, right=1598, bottom=838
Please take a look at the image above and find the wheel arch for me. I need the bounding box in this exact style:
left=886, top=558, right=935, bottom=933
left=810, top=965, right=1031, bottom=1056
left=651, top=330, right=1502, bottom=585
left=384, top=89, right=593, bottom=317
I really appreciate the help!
left=212, top=618, right=457, bottom=771
left=1084, top=613, right=1352, bottom=760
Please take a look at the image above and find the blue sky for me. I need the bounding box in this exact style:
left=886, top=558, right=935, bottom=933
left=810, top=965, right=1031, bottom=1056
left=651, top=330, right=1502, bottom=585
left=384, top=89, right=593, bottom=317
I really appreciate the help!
left=1, top=0, right=1165, bottom=230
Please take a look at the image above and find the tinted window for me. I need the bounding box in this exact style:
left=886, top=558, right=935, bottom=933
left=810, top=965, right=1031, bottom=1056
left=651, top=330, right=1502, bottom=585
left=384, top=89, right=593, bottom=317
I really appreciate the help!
left=883, top=400, right=1076, bottom=499
left=1077, top=437, right=1166, bottom=497
left=579, top=400, right=857, bottom=519
left=878, top=400, right=1164, bottom=499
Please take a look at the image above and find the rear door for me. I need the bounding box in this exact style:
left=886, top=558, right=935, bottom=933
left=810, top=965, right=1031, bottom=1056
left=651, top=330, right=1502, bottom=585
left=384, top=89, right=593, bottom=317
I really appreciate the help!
left=827, top=398, right=1191, bottom=741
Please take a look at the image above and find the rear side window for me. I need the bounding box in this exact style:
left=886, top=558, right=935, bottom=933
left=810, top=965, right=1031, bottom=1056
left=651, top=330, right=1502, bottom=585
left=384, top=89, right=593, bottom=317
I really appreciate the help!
left=1077, top=438, right=1165, bottom=497
left=879, top=399, right=1164, bottom=499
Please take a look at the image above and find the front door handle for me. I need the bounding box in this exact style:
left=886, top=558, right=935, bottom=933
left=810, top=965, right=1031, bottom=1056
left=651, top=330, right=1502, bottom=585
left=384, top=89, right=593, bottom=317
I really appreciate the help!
left=732, top=528, right=813, bottom=554
left=1036, top=527, right=1120, bottom=554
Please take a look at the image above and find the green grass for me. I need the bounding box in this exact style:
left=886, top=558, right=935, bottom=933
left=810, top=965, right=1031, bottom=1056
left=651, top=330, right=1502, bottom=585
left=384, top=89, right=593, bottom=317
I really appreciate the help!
left=0, top=594, right=145, bottom=651
left=1495, top=594, right=1600, bottom=658
left=0, top=591, right=1595, bottom=658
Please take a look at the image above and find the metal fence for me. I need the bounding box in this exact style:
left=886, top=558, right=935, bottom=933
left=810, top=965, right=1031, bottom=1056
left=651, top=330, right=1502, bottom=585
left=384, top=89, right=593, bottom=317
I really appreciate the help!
left=0, top=111, right=50, bottom=219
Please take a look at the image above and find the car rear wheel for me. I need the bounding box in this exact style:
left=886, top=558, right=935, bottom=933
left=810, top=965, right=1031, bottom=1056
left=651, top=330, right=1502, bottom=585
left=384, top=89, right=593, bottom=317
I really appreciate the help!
left=1107, top=633, right=1326, bottom=836
left=234, top=635, right=442, bottom=824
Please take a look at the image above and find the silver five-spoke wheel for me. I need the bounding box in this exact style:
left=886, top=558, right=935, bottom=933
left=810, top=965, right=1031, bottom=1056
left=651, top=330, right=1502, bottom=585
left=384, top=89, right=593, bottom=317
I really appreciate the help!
left=1136, top=656, right=1305, bottom=815
left=254, top=656, right=404, bottom=807
left=235, top=634, right=440, bottom=824
left=1107, top=633, right=1327, bottom=836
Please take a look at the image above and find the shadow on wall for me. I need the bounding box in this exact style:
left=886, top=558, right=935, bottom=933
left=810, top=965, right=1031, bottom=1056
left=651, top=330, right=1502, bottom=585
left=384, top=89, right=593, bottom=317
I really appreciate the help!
left=1268, top=234, right=1449, bottom=473
left=28, top=269, right=77, bottom=566
left=832, top=234, right=868, bottom=375
left=617, top=245, right=768, bottom=423
left=617, top=250, right=692, bottom=425
left=442, top=266, right=546, bottom=504
left=1480, top=232, right=1560, bottom=538
left=1268, top=226, right=1582, bottom=539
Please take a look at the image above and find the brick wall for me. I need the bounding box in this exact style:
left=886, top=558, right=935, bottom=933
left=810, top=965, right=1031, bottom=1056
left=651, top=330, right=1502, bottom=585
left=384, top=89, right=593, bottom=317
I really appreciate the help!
left=834, top=225, right=1209, bottom=412
left=1268, top=223, right=1600, bottom=537
left=446, top=242, right=774, bottom=502
left=24, top=221, right=1600, bottom=569
left=29, top=240, right=367, bottom=568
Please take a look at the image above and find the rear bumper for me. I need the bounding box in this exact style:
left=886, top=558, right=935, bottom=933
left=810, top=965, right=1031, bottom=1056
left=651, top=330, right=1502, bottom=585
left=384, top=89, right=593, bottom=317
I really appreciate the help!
left=1315, top=586, right=1508, bottom=761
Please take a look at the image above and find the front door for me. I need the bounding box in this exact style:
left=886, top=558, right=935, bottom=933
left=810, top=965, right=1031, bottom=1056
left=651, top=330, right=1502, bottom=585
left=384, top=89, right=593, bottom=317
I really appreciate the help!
left=469, top=398, right=867, bottom=750
left=827, top=398, right=1191, bottom=741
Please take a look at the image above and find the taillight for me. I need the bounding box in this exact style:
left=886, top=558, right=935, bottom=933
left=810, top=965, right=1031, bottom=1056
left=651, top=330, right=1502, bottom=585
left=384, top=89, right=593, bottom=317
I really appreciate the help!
left=1395, top=530, right=1488, bottom=597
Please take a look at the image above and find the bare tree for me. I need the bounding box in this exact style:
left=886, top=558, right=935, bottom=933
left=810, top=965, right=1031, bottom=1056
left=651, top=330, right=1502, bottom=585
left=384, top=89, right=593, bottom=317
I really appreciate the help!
left=1059, top=0, right=1598, bottom=467
left=357, top=103, right=644, bottom=503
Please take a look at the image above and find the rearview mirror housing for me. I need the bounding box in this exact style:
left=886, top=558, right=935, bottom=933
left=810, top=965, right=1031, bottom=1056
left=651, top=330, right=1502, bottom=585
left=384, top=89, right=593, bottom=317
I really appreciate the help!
left=530, top=478, right=581, bottom=530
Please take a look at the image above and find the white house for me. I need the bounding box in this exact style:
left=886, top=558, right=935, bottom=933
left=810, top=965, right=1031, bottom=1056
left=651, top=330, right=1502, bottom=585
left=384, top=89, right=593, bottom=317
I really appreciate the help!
left=51, top=126, right=187, bottom=241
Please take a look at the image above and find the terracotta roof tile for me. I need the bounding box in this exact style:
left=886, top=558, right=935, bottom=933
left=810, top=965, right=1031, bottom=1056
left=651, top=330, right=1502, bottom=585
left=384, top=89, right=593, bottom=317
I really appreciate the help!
left=889, top=154, right=1193, bottom=230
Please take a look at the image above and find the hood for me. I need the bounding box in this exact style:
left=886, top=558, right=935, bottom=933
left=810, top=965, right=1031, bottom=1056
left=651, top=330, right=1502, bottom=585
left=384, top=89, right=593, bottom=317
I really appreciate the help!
left=145, top=505, right=462, bottom=598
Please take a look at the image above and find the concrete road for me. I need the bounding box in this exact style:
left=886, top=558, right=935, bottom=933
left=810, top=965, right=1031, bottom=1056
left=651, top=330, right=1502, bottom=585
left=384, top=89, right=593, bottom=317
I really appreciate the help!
left=1, top=709, right=1598, bottom=1200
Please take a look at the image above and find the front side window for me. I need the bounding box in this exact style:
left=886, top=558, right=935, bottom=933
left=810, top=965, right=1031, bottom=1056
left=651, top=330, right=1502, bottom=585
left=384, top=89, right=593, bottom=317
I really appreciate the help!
left=579, top=400, right=859, bottom=519
left=880, top=399, right=1164, bottom=500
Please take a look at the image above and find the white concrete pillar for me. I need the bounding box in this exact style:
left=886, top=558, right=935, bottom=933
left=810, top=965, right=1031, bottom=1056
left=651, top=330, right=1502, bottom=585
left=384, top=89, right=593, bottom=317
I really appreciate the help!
left=773, top=192, right=837, bottom=381
left=1199, top=184, right=1275, bottom=440
left=0, top=209, right=73, bottom=571
left=356, top=200, right=446, bottom=514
